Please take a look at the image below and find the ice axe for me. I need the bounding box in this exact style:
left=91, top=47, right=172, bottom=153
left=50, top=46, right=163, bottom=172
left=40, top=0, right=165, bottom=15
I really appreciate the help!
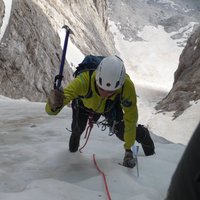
left=132, top=145, right=140, bottom=177
left=54, top=25, right=72, bottom=90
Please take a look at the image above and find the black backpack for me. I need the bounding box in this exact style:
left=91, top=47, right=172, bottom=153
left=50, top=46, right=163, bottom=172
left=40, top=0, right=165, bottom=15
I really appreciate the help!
left=73, top=55, right=105, bottom=98
left=73, top=55, right=105, bottom=77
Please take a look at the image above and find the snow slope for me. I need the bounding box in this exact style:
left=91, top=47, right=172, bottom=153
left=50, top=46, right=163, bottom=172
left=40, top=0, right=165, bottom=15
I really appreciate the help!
left=0, top=0, right=200, bottom=199
left=0, top=97, right=189, bottom=200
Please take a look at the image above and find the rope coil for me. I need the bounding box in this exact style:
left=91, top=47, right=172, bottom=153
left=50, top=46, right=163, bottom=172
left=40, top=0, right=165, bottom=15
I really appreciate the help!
left=79, top=115, right=94, bottom=153
left=78, top=115, right=112, bottom=199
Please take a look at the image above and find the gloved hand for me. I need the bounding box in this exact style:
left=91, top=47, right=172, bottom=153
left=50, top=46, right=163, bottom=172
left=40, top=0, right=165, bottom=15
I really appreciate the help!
left=47, top=89, right=64, bottom=111
left=123, top=149, right=137, bottom=168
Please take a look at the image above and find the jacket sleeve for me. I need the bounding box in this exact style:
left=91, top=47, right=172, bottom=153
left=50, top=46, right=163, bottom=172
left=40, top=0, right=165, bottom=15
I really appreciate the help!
left=121, top=76, right=138, bottom=150
left=45, top=72, right=89, bottom=115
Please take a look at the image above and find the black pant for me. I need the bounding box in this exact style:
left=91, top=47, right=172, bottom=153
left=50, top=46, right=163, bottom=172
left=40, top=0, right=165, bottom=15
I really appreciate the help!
left=71, top=99, right=101, bottom=136
left=71, top=99, right=155, bottom=155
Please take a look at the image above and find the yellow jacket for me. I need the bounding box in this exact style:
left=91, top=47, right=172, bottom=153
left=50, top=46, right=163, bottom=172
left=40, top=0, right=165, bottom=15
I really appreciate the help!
left=45, top=71, right=138, bottom=149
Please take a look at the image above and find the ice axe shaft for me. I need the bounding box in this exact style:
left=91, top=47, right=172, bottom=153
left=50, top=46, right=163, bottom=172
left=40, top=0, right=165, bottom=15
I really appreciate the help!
left=54, top=25, right=71, bottom=90
left=132, top=145, right=139, bottom=177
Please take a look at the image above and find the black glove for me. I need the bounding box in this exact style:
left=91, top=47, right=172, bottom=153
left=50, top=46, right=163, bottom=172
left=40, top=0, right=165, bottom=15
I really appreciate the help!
left=47, top=89, right=64, bottom=111
left=123, top=149, right=136, bottom=168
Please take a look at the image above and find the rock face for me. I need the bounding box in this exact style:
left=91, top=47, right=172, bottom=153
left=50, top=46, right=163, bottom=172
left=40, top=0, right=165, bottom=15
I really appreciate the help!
left=107, top=0, right=200, bottom=117
left=0, top=0, right=64, bottom=101
left=108, top=0, right=200, bottom=46
left=0, top=0, right=4, bottom=28
left=33, top=0, right=116, bottom=56
left=1, top=0, right=200, bottom=110
left=0, top=0, right=116, bottom=101
left=156, top=26, right=200, bottom=118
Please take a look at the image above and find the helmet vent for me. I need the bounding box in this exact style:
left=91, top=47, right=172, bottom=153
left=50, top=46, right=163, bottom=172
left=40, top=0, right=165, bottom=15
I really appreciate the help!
left=115, top=81, right=120, bottom=88
left=99, top=77, right=102, bottom=86
left=106, top=83, right=111, bottom=87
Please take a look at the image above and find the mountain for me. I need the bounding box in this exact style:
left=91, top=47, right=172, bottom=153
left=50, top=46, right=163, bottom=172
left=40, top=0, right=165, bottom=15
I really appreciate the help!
left=0, top=0, right=4, bottom=28
left=0, top=0, right=64, bottom=101
left=0, top=0, right=115, bottom=101
left=0, top=0, right=200, bottom=117
left=33, top=0, right=116, bottom=55
left=108, top=0, right=200, bottom=117
left=108, top=0, right=200, bottom=46
left=156, top=26, right=200, bottom=118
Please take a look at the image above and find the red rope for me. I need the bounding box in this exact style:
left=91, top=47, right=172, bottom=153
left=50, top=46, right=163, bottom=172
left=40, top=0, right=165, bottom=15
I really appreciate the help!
left=79, top=115, right=93, bottom=153
left=79, top=125, right=92, bottom=153
left=93, top=154, right=112, bottom=200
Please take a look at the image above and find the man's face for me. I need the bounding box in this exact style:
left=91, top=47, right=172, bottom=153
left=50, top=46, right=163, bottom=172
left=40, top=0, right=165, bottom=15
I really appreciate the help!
left=97, top=86, right=115, bottom=98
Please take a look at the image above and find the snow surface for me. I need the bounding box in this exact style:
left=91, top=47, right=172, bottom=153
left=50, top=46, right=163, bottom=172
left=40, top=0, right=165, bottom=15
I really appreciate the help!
left=109, top=20, right=196, bottom=91
left=0, top=0, right=12, bottom=41
left=0, top=96, right=192, bottom=200
left=1, top=1, right=200, bottom=200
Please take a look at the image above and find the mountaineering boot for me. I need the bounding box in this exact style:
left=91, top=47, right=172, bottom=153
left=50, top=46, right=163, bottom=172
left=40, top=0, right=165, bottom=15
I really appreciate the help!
left=136, top=124, right=155, bottom=156
left=69, top=134, right=81, bottom=152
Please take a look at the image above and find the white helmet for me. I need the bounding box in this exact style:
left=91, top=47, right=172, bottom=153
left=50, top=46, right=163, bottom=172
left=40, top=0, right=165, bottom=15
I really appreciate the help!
left=95, top=55, right=126, bottom=91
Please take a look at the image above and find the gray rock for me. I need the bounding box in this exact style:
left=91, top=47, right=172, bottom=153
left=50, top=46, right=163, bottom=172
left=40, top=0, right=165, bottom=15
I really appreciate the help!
left=156, top=26, right=200, bottom=118
left=108, top=0, right=200, bottom=46
left=33, top=0, right=116, bottom=56
left=108, top=0, right=200, bottom=118
left=0, top=0, right=66, bottom=102
left=0, top=0, right=4, bottom=28
left=0, top=0, right=116, bottom=101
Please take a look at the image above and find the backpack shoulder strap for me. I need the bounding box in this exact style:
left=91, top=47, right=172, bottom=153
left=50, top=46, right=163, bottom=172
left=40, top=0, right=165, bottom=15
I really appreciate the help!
left=85, top=70, right=93, bottom=98
left=120, top=84, right=124, bottom=101
left=77, top=70, right=94, bottom=99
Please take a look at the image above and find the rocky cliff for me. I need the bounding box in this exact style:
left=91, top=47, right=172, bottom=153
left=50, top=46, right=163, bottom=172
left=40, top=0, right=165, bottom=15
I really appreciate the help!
left=0, top=0, right=200, bottom=116
left=33, top=0, right=116, bottom=56
left=107, top=0, right=200, bottom=118
left=0, top=0, right=64, bottom=101
left=108, top=0, right=200, bottom=46
left=0, top=0, right=4, bottom=28
left=156, top=26, right=200, bottom=118
left=0, top=0, right=116, bottom=101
